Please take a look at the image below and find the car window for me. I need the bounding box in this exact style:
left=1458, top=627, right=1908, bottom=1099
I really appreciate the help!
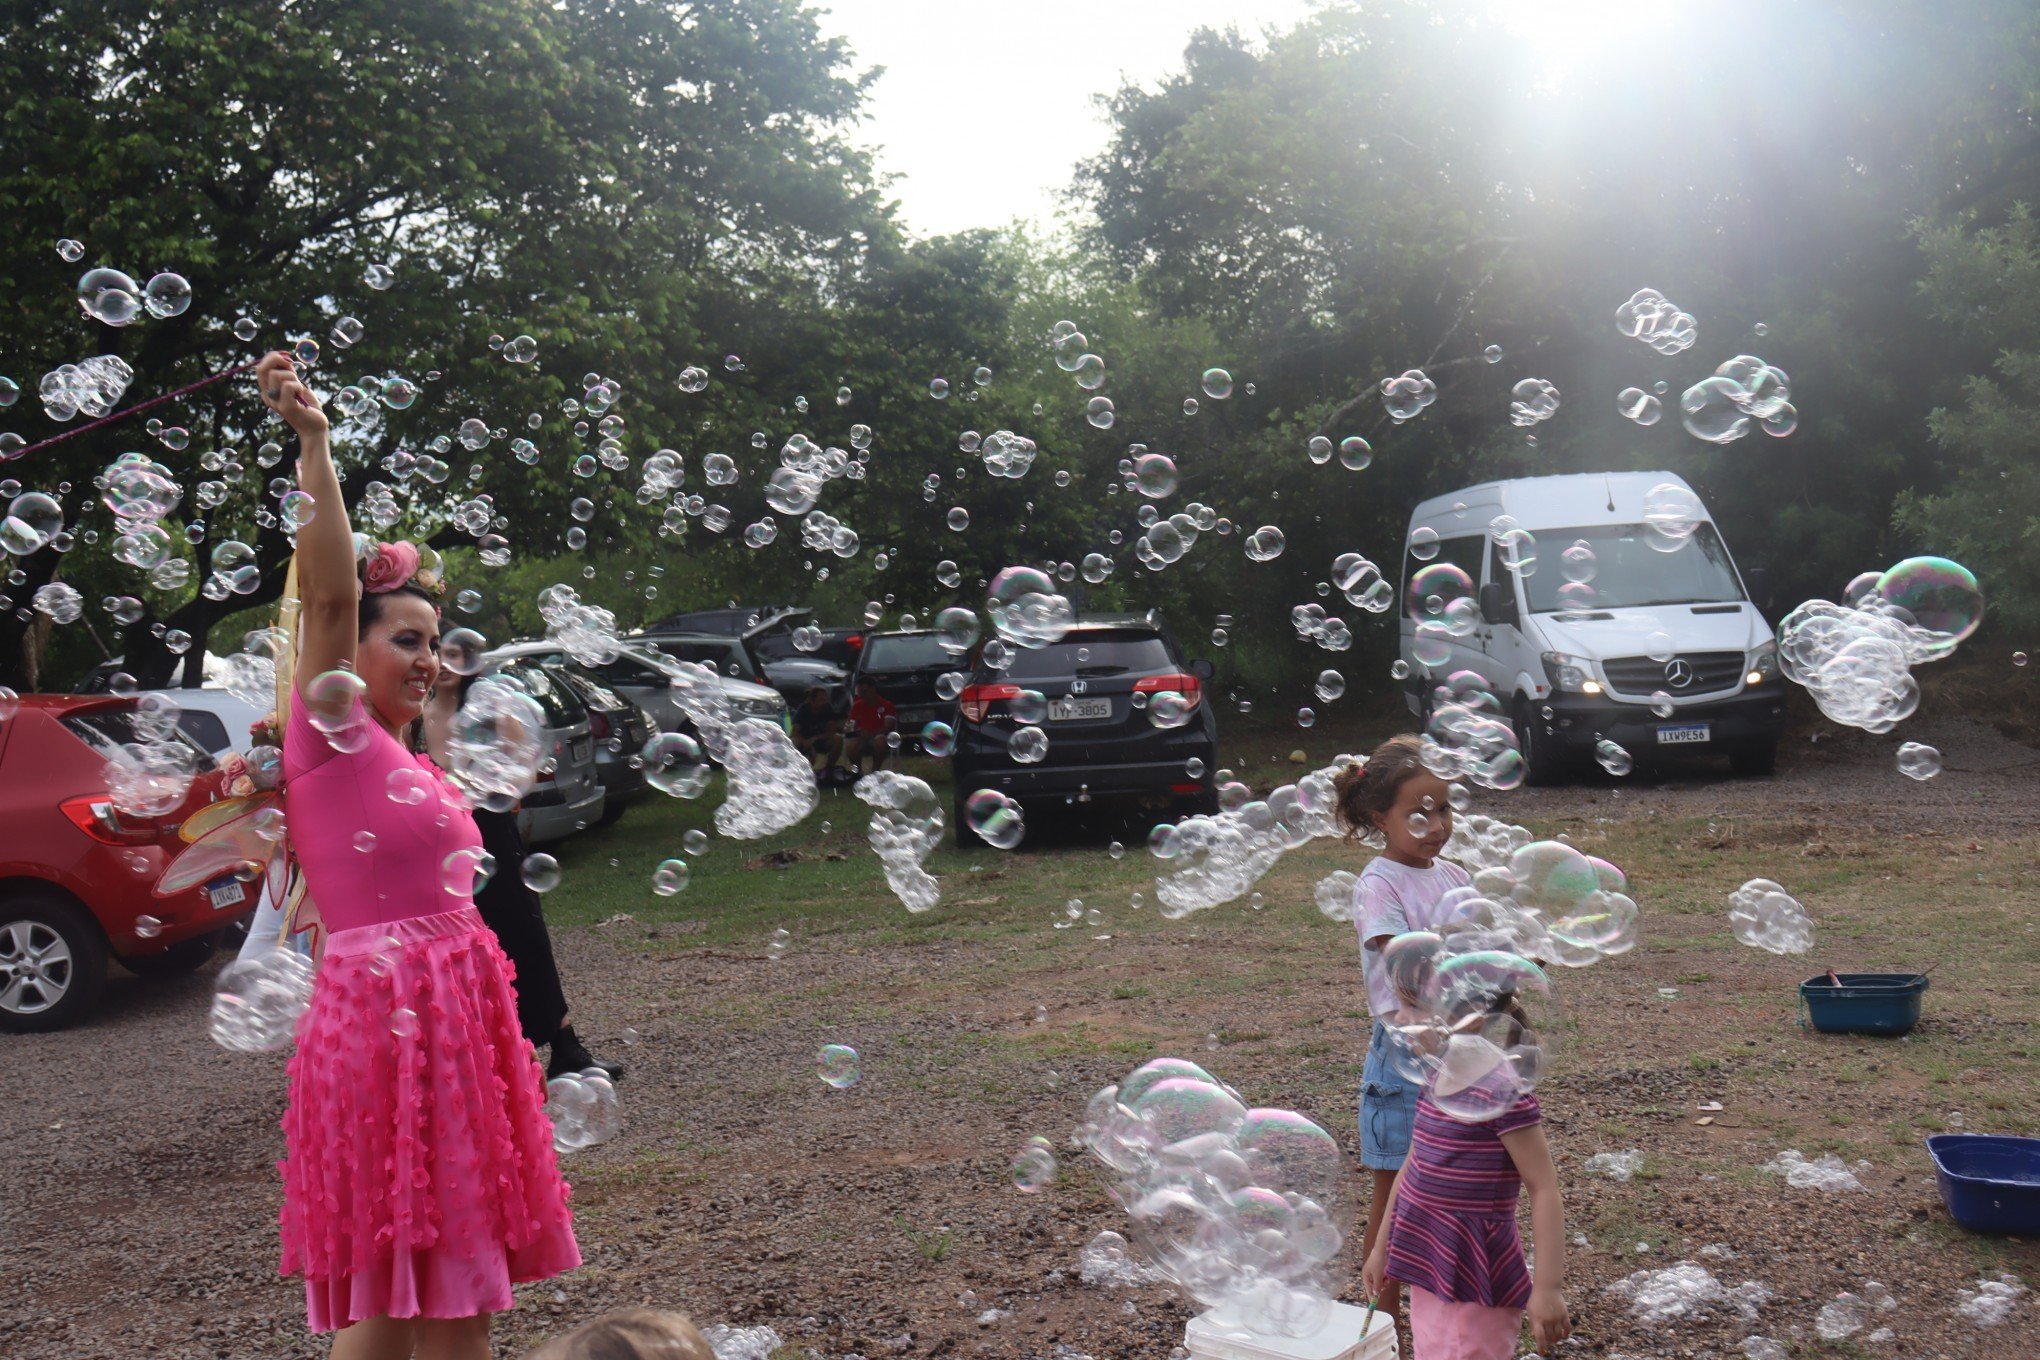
left=1407, top=534, right=1486, bottom=595
left=495, top=663, right=584, bottom=727
left=552, top=664, right=629, bottom=712
left=648, top=638, right=757, bottom=680
left=860, top=634, right=954, bottom=670
left=62, top=710, right=219, bottom=770
left=177, top=711, right=232, bottom=753
left=1521, top=524, right=1744, bottom=612
left=994, top=634, right=1175, bottom=680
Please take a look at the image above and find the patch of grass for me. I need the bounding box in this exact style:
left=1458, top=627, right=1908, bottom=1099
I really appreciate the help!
left=1108, top=983, right=1150, bottom=1000
left=894, top=1213, right=955, bottom=1262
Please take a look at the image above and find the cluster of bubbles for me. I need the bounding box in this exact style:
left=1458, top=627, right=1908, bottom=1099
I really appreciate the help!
left=1777, top=556, right=1984, bottom=731
left=40, top=354, right=135, bottom=423
left=1680, top=353, right=1796, bottom=443
left=1815, top=1283, right=1897, bottom=1342
left=1133, top=500, right=1226, bottom=573
left=666, top=659, right=817, bottom=838
left=1507, top=377, right=1561, bottom=427
left=1605, top=1263, right=1771, bottom=1326
left=964, top=788, right=1026, bottom=848
left=208, top=949, right=317, bottom=1052
left=1078, top=1058, right=1346, bottom=1337
left=1615, top=287, right=1698, bottom=355
left=1954, top=1275, right=2027, bottom=1328
left=1727, top=878, right=1813, bottom=955
left=543, top=1069, right=623, bottom=1153
left=853, top=771, right=943, bottom=913
left=1379, top=368, right=1437, bottom=422
left=1762, top=1148, right=1867, bottom=1192
left=1148, top=764, right=1340, bottom=916
left=1584, top=1149, right=1644, bottom=1181
left=1304, top=434, right=1374, bottom=470
left=1616, top=385, right=1663, bottom=425
left=443, top=676, right=549, bottom=812
left=986, top=566, right=1075, bottom=649
left=75, top=267, right=192, bottom=328
left=1418, top=672, right=1525, bottom=790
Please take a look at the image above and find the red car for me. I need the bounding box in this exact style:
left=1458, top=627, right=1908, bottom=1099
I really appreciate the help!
left=0, top=694, right=243, bottom=1032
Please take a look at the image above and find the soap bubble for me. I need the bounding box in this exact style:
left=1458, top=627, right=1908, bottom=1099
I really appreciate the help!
left=1306, top=435, right=1333, bottom=464
left=817, top=1043, right=861, bottom=1088
left=77, top=267, right=143, bottom=325
left=1642, top=482, right=1703, bottom=547
left=142, top=272, right=192, bottom=319
left=1617, top=386, right=1662, bottom=424
left=1407, top=562, right=1475, bottom=626
left=920, top=721, right=955, bottom=757
left=1314, top=670, right=1345, bottom=702
left=1727, top=878, right=1813, bottom=954
left=1380, top=368, right=1437, bottom=421
left=2, top=492, right=64, bottom=556
left=544, top=1070, right=623, bottom=1153
left=929, top=377, right=950, bottom=399
left=1337, top=436, right=1373, bottom=471
left=329, top=316, right=365, bottom=348
left=1595, top=739, right=1633, bottom=776
left=444, top=677, right=548, bottom=810
left=1201, top=368, right=1233, bottom=399
left=1896, top=742, right=1941, bottom=780
left=855, top=770, right=944, bottom=913
left=521, top=854, right=562, bottom=892
left=1244, top=526, right=1285, bottom=561
left=1409, top=526, right=1439, bottom=561
left=1508, top=378, right=1561, bottom=426
left=1615, top=287, right=1697, bottom=354
left=1009, top=726, right=1050, bottom=763
left=987, top=566, right=1075, bottom=649
left=965, top=788, right=1025, bottom=849
left=439, top=627, right=487, bottom=677
left=1011, top=1135, right=1058, bottom=1192
left=1483, top=344, right=1503, bottom=363
left=651, top=858, right=690, bottom=895
left=643, top=732, right=711, bottom=798
left=365, top=262, right=396, bottom=290
left=208, top=951, right=316, bottom=1052
left=1876, top=556, right=1984, bottom=644
left=1134, top=453, right=1178, bottom=498
left=1086, top=396, right=1116, bottom=428
left=946, top=506, right=970, bottom=531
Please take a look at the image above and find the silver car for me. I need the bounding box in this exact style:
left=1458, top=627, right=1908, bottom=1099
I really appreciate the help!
left=475, top=658, right=607, bottom=845
left=613, top=634, right=790, bottom=738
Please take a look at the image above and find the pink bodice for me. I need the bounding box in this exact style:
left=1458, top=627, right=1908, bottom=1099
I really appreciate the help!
left=282, top=692, right=484, bottom=934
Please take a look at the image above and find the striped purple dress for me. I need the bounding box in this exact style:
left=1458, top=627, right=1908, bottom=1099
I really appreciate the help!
left=1383, top=1093, right=1541, bottom=1308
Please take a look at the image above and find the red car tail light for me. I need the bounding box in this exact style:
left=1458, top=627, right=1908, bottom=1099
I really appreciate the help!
left=59, top=795, right=165, bottom=846
left=958, top=682, right=1020, bottom=725
left=1134, top=673, right=1203, bottom=710
left=587, top=710, right=611, bottom=741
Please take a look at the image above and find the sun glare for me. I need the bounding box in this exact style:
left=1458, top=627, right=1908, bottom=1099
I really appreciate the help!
left=1489, top=0, right=1680, bottom=87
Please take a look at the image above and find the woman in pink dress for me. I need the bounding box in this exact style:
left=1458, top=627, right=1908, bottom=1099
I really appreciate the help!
left=256, top=351, right=579, bottom=1359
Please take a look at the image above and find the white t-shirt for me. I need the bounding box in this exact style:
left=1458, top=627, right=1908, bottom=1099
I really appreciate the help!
left=1353, top=856, right=1472, bottom=1018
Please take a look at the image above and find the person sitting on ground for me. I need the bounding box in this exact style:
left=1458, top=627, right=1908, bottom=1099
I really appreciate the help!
left=520, top=1307, right=714, bottom=1360
left=844, top=678, right=898, bottom=776
left=791, top=685, right=843, bottom=776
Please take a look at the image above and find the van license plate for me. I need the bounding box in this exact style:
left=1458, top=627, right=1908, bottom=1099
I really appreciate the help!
left=1049, top=697, right=1112, bottom=721
left=206, top=877, right=247, bottom=910
left=1656, top=723, right=1710, bottom=745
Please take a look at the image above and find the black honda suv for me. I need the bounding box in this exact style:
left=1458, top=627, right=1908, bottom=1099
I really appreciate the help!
left=950, top=614, right=1218, bottom=846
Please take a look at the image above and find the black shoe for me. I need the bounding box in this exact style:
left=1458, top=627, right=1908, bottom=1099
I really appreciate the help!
left=548, top=1026, right=624, bottom=1082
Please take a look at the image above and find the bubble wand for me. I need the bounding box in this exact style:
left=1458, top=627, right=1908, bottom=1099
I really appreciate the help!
left=1, top=356, right=265, bottom=465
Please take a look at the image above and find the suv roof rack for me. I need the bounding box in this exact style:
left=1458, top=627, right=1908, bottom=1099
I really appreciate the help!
left=1072, top=610, right=1164, bottom=631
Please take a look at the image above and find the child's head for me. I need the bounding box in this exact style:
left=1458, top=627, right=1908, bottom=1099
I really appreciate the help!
left=521, top=1307, right=715, bottom=1360
left=1333, top=734, right=1456, bottom=864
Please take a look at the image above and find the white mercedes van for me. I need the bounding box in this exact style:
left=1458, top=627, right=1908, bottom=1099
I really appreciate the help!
left=1400, top=471, right=1786, bottom=782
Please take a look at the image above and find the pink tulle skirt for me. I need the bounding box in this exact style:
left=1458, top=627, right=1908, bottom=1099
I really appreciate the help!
left=277, top=906, right=580, bottom=1332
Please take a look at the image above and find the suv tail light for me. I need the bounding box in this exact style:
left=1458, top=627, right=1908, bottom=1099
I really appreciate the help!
left=1134, top=673, right=1203, bottom=711
left=958, top=683, right=1020, bottom=725
left=588, top=710, right=611, bottom=741
left=60, top=795, right=166, bottom=846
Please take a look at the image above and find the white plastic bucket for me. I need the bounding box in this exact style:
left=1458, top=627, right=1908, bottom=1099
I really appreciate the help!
left=1186, top=1300, right=1399, bottom=1360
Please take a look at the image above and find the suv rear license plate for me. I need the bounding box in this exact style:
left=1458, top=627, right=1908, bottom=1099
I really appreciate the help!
left=1049, top=697, right=1112, bottom=721
left=1656, top=723, right=1710, bottom=745
left=205, top=876, right=247, bottom=910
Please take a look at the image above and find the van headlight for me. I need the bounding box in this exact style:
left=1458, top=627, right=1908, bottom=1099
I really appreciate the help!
left=1540, top=652, right=1601, bottom=695
left=733, top=695, right=784, bottom=719
left=1745, top=641, right=1777, bottom=686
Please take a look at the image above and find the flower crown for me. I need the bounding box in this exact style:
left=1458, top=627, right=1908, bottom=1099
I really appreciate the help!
left=358, top=539, right=445, bottom=598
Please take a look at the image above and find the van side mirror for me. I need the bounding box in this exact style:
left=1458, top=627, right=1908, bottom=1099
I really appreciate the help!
left=1743, top=567, right=1771, bottom=611
left=1478, top=582, right=1518, bottom=628
left=1189, top=657, right=1216, bottom=681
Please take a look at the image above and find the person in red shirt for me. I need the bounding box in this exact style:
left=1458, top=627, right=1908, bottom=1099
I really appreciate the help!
left=845, top=679, right=898, bottom=776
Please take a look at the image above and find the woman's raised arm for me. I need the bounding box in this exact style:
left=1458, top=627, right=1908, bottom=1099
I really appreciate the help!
left=254, top=351, right=352, bottom=687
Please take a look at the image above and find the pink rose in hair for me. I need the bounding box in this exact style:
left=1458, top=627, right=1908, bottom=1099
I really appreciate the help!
left=362, top=540, right=420, bottom=595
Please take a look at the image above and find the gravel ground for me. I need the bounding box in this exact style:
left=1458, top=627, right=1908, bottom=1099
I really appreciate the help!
left=4, top=713, right=2037, bottom=1360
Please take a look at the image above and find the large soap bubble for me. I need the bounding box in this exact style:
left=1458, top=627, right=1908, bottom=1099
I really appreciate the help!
left=1727, top=878, right=1813, bottom=954
left=855, top=771, right=943, bottom=912
left=445, top=676, right=549, bottom=812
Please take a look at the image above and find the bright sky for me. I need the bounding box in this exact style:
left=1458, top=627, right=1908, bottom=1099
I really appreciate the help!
left=815, top=0, right=1320, bottom=236
left=814, top=0, right=1674, bottom=237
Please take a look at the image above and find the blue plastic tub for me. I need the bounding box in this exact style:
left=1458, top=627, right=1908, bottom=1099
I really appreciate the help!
left=1927, top=1135, right=2040, bottom=1235
left=1797, top=972, right=1928, bottom=1036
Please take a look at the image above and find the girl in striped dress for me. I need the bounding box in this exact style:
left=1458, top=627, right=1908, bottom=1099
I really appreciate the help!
left=1362, top=1010, right=1572, bottom=1359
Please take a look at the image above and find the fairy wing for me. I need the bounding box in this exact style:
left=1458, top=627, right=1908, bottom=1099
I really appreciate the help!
left=155, top=792, right=285, bottom=896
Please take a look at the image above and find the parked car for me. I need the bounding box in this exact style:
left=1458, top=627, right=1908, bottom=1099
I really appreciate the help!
left=482, top=643, right=654, bottom=826
left=1402, top=471, right=1786, bottom=782
left=851, top=629, right=965, bottom=747
left=77, top=654, right=267, bottom=755
left=623, top=632, right=793, bottom=731
left=0, top=695, right=244, bottom=1031
left=653, top=605, right=860, bottom=705
left=950, top=613, right=1217, bottom=847
left=472, top=659, right=607, bottom=844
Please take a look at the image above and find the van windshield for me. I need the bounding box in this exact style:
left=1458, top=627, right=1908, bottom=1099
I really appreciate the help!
left=1521, top=524, right=1744, bottom=612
